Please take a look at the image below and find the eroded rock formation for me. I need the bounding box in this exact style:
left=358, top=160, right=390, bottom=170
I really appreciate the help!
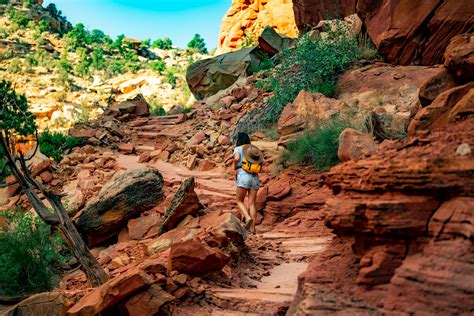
left=217, top=0, right=299, bottom=54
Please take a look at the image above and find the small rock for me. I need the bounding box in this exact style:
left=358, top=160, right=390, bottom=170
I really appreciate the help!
left=456, top=143, right=471, bottom=156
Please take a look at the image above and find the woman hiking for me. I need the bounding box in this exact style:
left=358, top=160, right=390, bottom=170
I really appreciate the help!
left=233, top=132, right=264, bottom=233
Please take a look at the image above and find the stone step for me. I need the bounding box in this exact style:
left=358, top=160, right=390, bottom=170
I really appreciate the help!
left=137, top=132, right=162, bottom=139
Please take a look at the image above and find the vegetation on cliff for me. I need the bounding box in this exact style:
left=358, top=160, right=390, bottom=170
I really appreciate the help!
left=0, top=208, right=70, bottom=296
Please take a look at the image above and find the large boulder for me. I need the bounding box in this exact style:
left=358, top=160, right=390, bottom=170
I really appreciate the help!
left=419, top=68, right=458, bottom=107
left=76, top=168, right=164, bottom=246
left=106, top=94, right=150, bottom=118
left=444, top=33, right=474, bottom=81
left=356, top=0, right=474, bottom=65
left=168, top=238, right=230, bottom=275
left=67, top=269, right=153, bottom=315
left=159, top=177, right=203, bottom=234
left=337, top=128, right=377, bottom=162
left=258, top=26, right=295, bottom=55
left=3, top=292, right=72, bottom=316
left=186, top=46, right=265, bottom=100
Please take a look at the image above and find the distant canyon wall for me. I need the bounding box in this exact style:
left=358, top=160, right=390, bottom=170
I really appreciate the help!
left=217, top=0, right=474, bottom=66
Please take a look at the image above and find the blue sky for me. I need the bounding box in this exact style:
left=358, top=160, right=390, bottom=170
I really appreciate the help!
left=43, top=0, right=231, bottom=49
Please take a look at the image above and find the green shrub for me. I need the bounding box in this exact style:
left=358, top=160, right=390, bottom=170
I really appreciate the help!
left=165, top=70, right=177, bottom=87
left=0, top=48, right=13, bottom=61
left=39, top=130, right=83, bottom=162
left=149, top=60, right=166, bottom=74
left=105, top=59, right=126, bottom=77
left=282, top=117, right=349, bottom=171
left=7, top=58, right=22, bottom=73
left=0, top=208, right=70, bottom=296
left=91, top=48, right=105, bottom=70
left=8, top=7, right=29, bottom=28
left=256, top=20, right=362, bottom=127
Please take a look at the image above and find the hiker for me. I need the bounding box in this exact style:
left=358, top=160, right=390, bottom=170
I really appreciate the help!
left=233, top=132, right=264, bottom=233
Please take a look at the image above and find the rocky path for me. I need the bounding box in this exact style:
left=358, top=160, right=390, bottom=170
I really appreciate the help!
left=116, top=152, right=333, bottom=315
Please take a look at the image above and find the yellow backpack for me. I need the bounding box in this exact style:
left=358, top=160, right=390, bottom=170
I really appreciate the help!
left=241, top=145, right=263, bottom=174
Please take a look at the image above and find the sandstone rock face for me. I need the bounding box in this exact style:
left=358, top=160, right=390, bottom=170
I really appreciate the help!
left=217, top=0, right=298, bottom=53
left=337, top=128, right=376, bottom=162
left=418, top=68, right=458, bottom=107
left=408, top=82, right=474, bottom=135
left=444, top=33, right=474, bottom=81
left=278, top=90, right=345, bottom=136
left=337, top=65, right=440, bottom=136
left=290, top=118, right=474, bottom=314
left=168, top=238, right=230, bottom=275
left=357, top=0, right=474, bottom=65
left=76, top=168, right=164, bottom=246
left=293, top=0, right=357, bottom=32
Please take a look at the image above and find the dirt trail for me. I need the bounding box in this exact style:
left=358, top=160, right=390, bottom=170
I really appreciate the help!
left=117, top=153, right=332, bottom=315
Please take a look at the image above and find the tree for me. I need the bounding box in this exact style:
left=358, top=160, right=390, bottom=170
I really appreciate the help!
left=64, top=23, right=90, bottom=51
left=187, top=33, right=208, bottom=54
left=152, top=37, right=173, bottom=50
left=0, top=80, right=108, bottom=287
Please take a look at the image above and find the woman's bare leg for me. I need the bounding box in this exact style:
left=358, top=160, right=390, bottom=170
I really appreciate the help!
left=248, top=189, right=258, bottom=232
left=236, top=187, right=251, bottom=222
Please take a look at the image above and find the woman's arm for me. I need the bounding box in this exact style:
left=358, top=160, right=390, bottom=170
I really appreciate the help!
left=233, top=152, right=240, bottom=170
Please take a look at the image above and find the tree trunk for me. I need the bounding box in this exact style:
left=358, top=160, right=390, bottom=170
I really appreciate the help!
left=0, top=132, right=109, bottom=287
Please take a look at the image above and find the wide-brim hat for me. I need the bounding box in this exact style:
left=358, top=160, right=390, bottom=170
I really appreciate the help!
left=243, top=144, right=264, bottom=164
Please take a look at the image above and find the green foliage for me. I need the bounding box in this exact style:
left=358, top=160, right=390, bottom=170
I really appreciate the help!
left=39, top=130, right=82, bottom=162
left=152, top=37, right=173, bottom=50
left=282, top=117, right=348, bottom=171
left=257, top=21, right=362, bottom=126
left=149, top=60, right=166, bottom=74
left=64, top=23, right=90, bottom=51
left=55, top=53, right=73, bottom=90
left=105, top=59, right=126, bottom=77
left=165, top=70, right=177, bottom=88
left=0, top=208, right=70, bottom=296
left=0, top=48, right=13, bottom=61
left=7, top=6, right=29, bottom=29
left=90, top=29, right=112, bottom=46
left=91, top=48, right=105, bottom=70
left=23, top=0, right=33, bottom=8
left=7, top=58, right=22, bottom=73
left=45, top=3, right=72, bottom=34
left=187, top=33, right=208, bottom=54
left=0, top=80, right=36, bottom=136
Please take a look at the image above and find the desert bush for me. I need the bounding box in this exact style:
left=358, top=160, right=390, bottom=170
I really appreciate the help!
left=7, top=58, right=22, bottom=73
left=0, top=208, right=70, bottom=296
left=0, top=48, right=13, bottom=61
left=165, top=70, right=177, bottom=87
left=75, top=101, right=91, bottom=123
left=282, top=117, right=349, bottom=171
left=149, top=60, right=166, bottom=74
left=91, top=49, right=105, bottom=70
left=39, top=130, right=83, bottom=162
left=256, top=20, right=362, bottom=127
left=7, top=7, right=29, bottom=29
